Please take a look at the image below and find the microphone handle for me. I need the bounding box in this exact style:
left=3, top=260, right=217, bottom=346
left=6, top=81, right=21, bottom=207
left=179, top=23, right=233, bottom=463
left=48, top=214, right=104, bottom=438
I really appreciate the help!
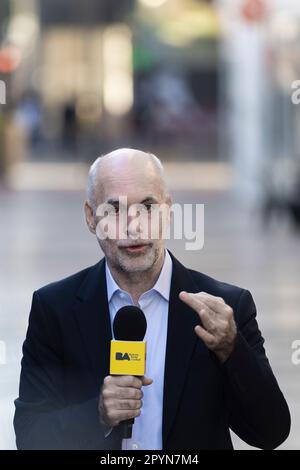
left=123, top=418, right=134, bottom=439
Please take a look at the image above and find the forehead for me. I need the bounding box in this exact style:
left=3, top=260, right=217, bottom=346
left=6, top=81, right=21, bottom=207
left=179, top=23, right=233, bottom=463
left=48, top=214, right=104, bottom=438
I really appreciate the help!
left=98, top=160, right=164, bottom=203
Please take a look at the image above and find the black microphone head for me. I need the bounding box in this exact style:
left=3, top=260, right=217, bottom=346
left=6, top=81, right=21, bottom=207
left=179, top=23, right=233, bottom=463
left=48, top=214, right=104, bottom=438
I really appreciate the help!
left=113, top=306, right=147, bottom=341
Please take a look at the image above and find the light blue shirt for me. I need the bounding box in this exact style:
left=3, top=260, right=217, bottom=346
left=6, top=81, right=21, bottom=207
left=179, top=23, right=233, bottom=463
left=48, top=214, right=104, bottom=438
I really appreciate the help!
left=105, top=250, right=172, bottom=450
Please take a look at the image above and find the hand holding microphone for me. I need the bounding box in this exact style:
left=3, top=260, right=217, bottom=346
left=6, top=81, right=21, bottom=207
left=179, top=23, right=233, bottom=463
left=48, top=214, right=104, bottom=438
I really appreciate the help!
left=99, top=306, right=153, bottom=436
left=99, top=375, right=152, bottom=429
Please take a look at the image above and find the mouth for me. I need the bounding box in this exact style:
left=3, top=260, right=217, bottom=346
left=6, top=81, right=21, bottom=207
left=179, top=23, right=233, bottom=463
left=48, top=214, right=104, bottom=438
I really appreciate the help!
left=119, top=244, right=151, bottom=254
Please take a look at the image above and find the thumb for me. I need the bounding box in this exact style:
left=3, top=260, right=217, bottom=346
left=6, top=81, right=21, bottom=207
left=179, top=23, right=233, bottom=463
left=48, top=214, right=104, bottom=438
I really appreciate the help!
left=142, top=376, right=153, bottom=386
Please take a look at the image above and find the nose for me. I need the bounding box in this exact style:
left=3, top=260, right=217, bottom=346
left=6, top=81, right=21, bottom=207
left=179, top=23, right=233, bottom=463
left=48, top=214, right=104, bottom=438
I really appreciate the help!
left=127, top=213, right=142, bottom=238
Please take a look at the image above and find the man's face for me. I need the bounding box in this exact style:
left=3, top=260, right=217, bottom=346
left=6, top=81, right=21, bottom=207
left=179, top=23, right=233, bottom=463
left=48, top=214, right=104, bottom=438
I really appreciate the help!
left=93, top=161, right=170, bottom=274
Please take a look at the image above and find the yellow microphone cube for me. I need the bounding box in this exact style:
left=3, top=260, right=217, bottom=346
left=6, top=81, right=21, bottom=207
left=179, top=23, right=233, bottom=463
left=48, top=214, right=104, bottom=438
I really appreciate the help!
left=110, top=340, right=146, bottom=376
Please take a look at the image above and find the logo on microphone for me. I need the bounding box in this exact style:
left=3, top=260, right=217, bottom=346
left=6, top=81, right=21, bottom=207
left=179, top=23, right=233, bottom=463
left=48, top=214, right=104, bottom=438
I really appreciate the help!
left=116, top=352, right=130, bottom=361
left=115, top=352, right=143, bottom=362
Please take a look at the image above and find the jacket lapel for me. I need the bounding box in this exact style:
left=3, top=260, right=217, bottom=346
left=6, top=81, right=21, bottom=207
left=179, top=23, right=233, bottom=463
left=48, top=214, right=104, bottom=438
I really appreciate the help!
left=162, top=253, right=208, bottom=447
left=73, top=258, right=112, bottom=387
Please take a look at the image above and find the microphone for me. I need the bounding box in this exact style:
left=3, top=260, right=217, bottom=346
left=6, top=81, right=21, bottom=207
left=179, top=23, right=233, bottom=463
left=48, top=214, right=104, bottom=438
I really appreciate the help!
left=110, top=306, right=147, bottom=439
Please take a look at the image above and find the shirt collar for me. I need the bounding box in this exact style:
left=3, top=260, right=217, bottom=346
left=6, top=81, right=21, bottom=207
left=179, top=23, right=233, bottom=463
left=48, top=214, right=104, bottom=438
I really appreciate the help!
left=105, top=249, right=173, bottom=303
left=105, top=259, right=121, bottom=303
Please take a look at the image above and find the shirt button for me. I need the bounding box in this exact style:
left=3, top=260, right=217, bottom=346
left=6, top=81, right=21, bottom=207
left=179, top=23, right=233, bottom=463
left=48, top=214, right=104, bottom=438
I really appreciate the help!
left=132, top=443, right=139, bottom=450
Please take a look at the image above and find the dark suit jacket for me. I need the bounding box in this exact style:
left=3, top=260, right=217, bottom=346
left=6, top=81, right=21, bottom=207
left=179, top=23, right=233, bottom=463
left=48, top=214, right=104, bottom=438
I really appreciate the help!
left=14, top=251, right=291, bottom=450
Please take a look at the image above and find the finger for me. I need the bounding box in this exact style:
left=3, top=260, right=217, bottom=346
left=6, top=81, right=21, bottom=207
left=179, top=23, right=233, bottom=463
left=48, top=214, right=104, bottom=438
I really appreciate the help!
left=180, top=291, right=215, bottom=313
left=197, top=293, right=228, bottom=315
left=109, top=408, right=141, bottom=424
left=141, top=376, right=153, bottom=386
left=112, top=375, right=143, bottom=389
left=179, top=291, right=204, bottom=313
left=194, top=325, right=215, bottom=347
left=199, top=307, right=216, bottom=331
left=200, top=292, right=225, bottom=303
left=116, top=387, right=143, bottom=400
left=116, top=399, right=142, bottom=411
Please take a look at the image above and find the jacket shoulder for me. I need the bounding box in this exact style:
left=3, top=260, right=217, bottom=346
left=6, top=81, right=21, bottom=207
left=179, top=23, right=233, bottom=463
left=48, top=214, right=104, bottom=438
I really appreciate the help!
left=35, top=261, right=101, bottom=309
left=187, top=268, right=246, bottom=307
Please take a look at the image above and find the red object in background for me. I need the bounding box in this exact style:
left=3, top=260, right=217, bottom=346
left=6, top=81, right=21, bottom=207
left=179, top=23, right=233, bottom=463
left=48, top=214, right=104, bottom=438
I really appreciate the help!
left=241, top=0, right=267, bottom=23
left=0, top=45, right=22, bottom=73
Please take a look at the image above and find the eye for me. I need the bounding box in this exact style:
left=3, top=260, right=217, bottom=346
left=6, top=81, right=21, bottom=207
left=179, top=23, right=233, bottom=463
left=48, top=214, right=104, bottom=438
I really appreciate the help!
left=143, top=203, right=153, bottom=212
left=106, top=204, right=119, bottom=215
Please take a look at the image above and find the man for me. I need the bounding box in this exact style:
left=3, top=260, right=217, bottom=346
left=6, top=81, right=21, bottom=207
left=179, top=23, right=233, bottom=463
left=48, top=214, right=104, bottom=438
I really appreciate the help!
left=14, top=148, right=290, bottom=450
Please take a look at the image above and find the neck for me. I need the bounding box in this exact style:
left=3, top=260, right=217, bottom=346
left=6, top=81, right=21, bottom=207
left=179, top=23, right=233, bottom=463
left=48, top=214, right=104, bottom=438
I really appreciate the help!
left=108, top=250, right=166, bottom=305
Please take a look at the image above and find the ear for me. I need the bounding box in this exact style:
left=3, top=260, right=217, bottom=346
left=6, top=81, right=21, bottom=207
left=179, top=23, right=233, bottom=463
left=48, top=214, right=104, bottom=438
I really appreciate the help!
left=165, top=193, right=173, bottom=207
left=84, top=200, right=96, bottom=234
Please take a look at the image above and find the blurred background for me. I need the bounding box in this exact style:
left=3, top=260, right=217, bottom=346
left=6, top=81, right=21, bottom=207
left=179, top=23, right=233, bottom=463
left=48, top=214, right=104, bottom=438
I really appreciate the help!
left=0, top=0, right=299, bottom=450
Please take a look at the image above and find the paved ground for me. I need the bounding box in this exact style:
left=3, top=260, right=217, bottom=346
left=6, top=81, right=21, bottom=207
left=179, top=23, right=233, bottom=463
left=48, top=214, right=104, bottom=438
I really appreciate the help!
left=0, top=183, right=299, bottom=449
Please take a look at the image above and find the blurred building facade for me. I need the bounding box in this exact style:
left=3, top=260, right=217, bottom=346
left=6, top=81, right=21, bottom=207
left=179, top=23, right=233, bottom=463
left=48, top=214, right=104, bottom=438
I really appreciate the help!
left=0, top=0, right=220, bottom=174
left=1, top=0, right=300, bottom=225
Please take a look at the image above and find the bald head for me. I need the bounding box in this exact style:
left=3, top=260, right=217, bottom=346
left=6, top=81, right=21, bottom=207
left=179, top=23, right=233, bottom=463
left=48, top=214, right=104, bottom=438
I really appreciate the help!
left=87, top=148, right=167, bottom=211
